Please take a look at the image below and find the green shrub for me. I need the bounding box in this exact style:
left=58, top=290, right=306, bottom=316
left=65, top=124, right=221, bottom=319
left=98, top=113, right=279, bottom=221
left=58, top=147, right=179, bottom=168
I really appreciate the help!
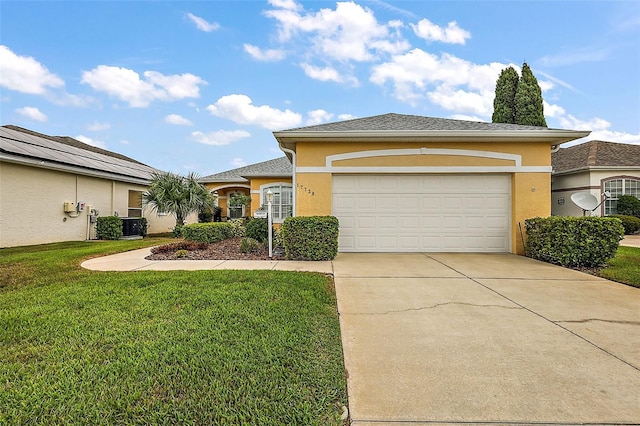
left=616, top=195, right=640, bottom=217
left=525, top=216, right=624, bottom=267
left=175, top=249, right=189, bottom=258
left=172, top=224, right=184, bottom=238
left=229, top=218, right=246, bottom=238
left=138, top=217, right=148, bottom=237
left=239, top=237, right=263, bottom=253
left=610, top=215, right=640, bottom=235
left=150, top=241, right=208, bottom=254
left=281, top=216, right=339, bottom=261
left=246, top=218, right=268, bottom=243
left=96, top=216, right=123, bottom=240
left=182, top=222, right=233, bottom=243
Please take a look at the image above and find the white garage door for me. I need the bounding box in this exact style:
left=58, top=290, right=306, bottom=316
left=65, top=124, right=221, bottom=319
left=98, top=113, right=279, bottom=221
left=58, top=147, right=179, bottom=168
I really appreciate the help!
left=332, top=174, right=511, bottom=252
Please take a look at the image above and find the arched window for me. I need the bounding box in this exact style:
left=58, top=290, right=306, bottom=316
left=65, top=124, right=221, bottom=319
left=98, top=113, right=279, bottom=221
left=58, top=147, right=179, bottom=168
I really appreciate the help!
left=603, top=177, right=640, bottom=215
left=261, top=183, right=293, bottom=222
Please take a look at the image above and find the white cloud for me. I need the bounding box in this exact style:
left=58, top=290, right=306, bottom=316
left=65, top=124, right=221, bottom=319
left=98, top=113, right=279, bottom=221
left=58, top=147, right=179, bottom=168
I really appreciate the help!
left=206, top=94, right=302, bottom=130
left=231, top=157, right=248, bottom=167
left=165, top=114, right=193, bottom=126
left=370, top=48, right=506, bottom=116
left=538, top=46, right=611, bottom=67
left=338, top=113, right=357, bottom=121
left=411, top=18, right=471, bottom=45
left=192, top=130, right=251, bottom=146
left=0, top=45, right=64, bottom=94
left=264, top=1, right=409, bottom=62
left=81, top=65, right=206, bottom=107
left=306, top=109, right=334, bottom=125
left=244, top=44, right=286, bottom=61
left=543, top=101, right=566, bottom=119
left=87, top=121, right=110, bottom=131
left=16, top=106, right=48, bottom=122
left=268, top=0, right=302, bottom=11
left=448, top=114, right=485, bottom=122
left=545, top=106, right=640, bottom=145
left=75, top=134, right=107, bottom=149
left=186, top=13, right=220, bottom=32
left=300, top=63, right=359, bottom=86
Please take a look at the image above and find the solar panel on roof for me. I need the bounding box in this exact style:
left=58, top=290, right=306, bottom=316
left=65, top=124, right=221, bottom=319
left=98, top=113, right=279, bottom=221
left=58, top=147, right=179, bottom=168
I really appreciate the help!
left=1, top=127, right=157, bottom=181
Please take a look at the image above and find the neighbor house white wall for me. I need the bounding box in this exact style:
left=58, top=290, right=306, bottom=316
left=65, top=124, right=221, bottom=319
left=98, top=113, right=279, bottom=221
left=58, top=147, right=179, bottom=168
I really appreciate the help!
left=0, top=162, right=192, bottom=247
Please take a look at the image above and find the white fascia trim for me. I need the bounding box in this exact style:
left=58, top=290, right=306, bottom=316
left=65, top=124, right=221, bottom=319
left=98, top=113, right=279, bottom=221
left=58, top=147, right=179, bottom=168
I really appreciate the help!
left=325, top=148, right=521, bottom=167
left=1, top=154, right=151, bottom=185
left=297, top=166, right=552, bottom=173
left=209, top=183, right=251, bottom=192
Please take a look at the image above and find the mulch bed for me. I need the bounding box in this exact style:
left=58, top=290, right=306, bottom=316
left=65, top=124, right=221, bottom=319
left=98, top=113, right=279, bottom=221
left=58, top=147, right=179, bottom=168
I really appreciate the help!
left=146, top=238, right=285, bottom=261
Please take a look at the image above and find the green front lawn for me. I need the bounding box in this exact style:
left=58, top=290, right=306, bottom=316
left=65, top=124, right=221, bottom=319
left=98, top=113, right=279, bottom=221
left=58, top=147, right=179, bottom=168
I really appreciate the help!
left=599, top=245, right=640, bottom=288
left=0, top=239, right=347, bottom=425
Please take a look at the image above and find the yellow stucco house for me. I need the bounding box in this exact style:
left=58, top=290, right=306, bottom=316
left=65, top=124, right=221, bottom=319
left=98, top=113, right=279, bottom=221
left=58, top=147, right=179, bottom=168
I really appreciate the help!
left=205, top=113, right=589, bottom=254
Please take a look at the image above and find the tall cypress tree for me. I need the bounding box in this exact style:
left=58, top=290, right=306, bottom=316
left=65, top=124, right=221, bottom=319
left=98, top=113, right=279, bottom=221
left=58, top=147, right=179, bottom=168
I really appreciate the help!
left=491, top=66, right=519, bottom=124
left=514, top=62, right=547, bottom=127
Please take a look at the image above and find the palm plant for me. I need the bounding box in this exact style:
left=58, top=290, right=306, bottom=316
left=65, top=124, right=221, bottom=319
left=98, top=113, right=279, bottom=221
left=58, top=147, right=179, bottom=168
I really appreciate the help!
left=143, top=171, right=214, bottom=230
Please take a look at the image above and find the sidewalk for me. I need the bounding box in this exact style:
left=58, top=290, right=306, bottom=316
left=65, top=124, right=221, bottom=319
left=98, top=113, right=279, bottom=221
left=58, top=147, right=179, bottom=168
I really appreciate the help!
left=81, top=247, right=334, bottom=274
left=621, top=234, right=640, bottom=248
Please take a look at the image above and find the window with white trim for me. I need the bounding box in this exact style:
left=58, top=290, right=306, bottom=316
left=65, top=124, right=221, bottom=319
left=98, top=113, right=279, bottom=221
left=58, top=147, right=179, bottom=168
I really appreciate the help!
left=228, top=191, right=246, bottom=219
left=604, top=178, right=640, bottom=215
left=262, top=184, right=293, bottom=222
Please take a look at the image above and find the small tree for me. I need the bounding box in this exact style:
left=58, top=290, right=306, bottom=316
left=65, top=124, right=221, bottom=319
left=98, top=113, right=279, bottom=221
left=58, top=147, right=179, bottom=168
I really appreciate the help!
left=492, top=66, right=519, bottom=124
left=143, top=171, right=214, bottom=230
left=492, top=62, right=547, bottom=127
left=515, top=62, right=547, bottom=127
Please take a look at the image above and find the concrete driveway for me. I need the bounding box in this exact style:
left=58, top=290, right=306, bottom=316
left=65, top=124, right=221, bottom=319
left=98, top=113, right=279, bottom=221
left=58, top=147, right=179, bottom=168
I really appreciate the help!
left=333, top=253, right=640, bottom=425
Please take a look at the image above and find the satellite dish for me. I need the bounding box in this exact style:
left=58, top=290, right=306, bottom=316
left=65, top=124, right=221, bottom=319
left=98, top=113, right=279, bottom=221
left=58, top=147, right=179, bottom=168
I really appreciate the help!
left=571, top=192, right=600, bottom=211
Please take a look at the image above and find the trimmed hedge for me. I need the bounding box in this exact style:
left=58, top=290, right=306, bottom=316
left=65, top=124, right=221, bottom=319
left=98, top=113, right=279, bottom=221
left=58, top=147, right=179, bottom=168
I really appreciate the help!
left=281, top=216, right=339, bottom=261
left=96, top=216, right=123, bottom=240
left=610, top=215, right=640, bottom=235
left=246, top=218, right=268, bottom=243
left=181, top=222, right=233, bottom=244
left=525, top=216, right=624, bottom=267
left=616, top=195, right=640, bottom=217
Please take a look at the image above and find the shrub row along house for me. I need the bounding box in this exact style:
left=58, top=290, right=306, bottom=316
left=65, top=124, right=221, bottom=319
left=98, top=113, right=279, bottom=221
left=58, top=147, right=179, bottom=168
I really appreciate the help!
left=8, top=113, right=637, bottom=252
left=0, top=126, right=178, bottom=247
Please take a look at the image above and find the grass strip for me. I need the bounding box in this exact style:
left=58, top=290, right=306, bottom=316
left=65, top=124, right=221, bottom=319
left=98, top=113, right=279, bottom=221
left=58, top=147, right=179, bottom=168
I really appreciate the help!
left=0, top=239, right=347, bottom=425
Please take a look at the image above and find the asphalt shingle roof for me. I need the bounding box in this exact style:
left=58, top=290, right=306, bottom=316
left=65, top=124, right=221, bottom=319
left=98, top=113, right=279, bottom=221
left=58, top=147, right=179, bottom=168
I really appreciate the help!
left=280, top=113, right=551, bottom=132
left=552, top=140, right=640, bottom=174
left=200, top=156, right=292, bottom=183
left=1, top=125, right=158, bottom=182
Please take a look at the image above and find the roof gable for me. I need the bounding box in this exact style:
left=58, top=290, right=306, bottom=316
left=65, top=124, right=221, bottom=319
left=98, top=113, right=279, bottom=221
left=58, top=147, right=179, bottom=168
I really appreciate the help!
left=200, top=156, right=292, bottom=183
left=552, top=140, right=640, bottom=174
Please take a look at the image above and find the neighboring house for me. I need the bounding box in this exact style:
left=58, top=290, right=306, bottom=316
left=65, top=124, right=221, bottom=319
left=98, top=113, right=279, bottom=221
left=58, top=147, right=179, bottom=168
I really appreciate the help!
left=551, top=140, right=640, bottom=217
left=0, top=126, right=182, bottom=247
left=207, top=113, right=589, bottom=254
left=200, top=157, right=293, bottom=222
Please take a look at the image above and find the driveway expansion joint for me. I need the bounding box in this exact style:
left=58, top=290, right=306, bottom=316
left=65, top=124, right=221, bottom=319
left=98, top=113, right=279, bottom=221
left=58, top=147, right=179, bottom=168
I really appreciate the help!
left=347, top=302, right=523, bottom=315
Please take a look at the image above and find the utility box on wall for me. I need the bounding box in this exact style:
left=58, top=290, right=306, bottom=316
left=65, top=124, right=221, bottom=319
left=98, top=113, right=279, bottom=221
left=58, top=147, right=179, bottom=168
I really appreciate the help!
left=63, top=202, right=76, bottom=213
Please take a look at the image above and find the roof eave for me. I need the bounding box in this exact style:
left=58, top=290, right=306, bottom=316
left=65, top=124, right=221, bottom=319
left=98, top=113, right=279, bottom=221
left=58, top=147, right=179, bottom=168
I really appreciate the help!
left=1, top=152, right=152, bottom=185
left=273, top=129, right=591, bottom=145
left=552, top=165, right=640, bottom=176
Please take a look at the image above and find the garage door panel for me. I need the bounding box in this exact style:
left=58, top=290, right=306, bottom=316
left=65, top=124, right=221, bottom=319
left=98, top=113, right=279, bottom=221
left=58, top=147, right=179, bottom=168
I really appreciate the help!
left=333, top=174, right=510, bottom=252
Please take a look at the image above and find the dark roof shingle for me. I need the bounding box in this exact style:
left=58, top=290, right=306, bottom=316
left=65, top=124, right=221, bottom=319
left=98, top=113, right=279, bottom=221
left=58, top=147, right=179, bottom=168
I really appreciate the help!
left=200, top=157, right=292, bottom=183
left=552, top=140, right=640, bottom=174
left=280, top=113, right=551, bottom=132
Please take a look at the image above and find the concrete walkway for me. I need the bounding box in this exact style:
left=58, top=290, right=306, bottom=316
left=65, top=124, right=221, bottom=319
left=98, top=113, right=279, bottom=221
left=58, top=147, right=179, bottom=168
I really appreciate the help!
left=333, top=253, right=640, bottom=425
left=81, top=246, right=333, bottom=273
left=622, top=234, right=640, bottom=248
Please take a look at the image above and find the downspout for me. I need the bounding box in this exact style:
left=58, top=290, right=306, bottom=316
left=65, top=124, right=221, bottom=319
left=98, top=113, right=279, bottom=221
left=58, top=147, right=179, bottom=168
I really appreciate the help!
left=551, top=144, right=561, bottom=153
left=279, top=146, right=296, bottom=217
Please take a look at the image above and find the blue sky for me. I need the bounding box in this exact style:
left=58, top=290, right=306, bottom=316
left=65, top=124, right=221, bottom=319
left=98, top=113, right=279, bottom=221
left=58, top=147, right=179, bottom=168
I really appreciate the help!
left=2, top=0, right=639, bottom=176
